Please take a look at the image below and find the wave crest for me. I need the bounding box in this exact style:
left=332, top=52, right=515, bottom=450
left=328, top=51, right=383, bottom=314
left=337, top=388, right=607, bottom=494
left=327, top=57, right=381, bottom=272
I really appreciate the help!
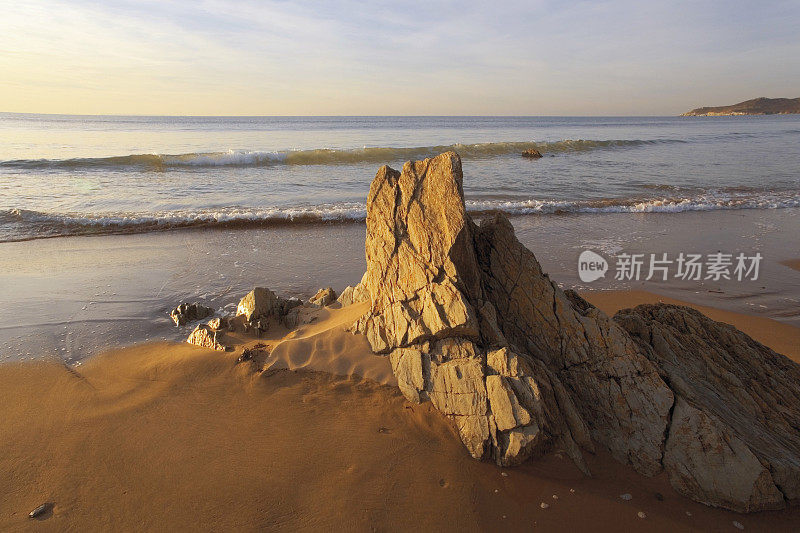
left=0, top=139, right=679, bottom=170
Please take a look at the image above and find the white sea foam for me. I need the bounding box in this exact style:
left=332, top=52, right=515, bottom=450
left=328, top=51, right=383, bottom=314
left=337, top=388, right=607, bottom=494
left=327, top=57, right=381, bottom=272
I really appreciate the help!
left=161, top=150, right=287, bottom=166
left=3, top=189, right=798, bottom=242
left=465, top=192, right=800, bottom=215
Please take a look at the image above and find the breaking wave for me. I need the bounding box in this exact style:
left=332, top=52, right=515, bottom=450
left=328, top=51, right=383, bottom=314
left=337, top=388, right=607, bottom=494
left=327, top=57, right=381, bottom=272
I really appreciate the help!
left=2, top=189, right=798, bottom=242
left=0, top=139, right=682, bottom=171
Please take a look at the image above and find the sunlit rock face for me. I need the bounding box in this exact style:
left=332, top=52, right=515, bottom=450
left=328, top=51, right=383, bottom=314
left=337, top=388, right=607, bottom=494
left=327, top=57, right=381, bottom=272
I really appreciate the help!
left=352, top=151, right=800, bottom=512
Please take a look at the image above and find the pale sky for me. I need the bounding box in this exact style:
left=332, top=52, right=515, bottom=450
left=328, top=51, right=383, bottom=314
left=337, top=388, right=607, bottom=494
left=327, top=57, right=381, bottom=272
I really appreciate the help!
left=1, top=0, right=799, bottom=116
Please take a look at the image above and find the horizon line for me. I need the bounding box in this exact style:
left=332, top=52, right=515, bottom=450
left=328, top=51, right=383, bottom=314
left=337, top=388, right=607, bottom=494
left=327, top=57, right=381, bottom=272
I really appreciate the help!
left=2, top=111, right=686, bottom=119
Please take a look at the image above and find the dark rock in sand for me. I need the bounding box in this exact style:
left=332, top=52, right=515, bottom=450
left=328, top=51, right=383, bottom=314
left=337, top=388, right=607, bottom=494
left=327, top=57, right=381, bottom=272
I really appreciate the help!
left=238, top=343, right=267, bottom=364
left=170, top=303, right=214, bottom=327
left=521, top=148, right=543, bottom=159
left=350, top=151, right=800, bottom=512
left=29, top=503, right=51, bottom=519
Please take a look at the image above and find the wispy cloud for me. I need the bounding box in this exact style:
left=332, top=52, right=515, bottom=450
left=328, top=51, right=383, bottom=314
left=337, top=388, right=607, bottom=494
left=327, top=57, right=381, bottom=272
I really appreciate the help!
left=1, top=0, right=798, bottom=114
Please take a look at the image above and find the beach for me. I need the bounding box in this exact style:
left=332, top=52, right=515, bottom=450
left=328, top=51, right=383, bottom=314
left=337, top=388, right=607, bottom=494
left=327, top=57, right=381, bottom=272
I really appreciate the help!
left=2, top=292, right=800, bottom=532
left=2, top=115, right=800, bottom=530
left=5, top=0, right=800, bottom=527
left=1, top=207, right=798, bottom=365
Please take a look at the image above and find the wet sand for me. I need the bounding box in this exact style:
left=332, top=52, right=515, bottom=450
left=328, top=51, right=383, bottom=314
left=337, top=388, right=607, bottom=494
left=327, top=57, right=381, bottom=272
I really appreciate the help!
left=2, top=293, right=800, bottom=531
left=2, top=207, right=799, bottom=365
left=781, top=258, right=800, bottom=273
left=582, top=290, right=800, bottom=362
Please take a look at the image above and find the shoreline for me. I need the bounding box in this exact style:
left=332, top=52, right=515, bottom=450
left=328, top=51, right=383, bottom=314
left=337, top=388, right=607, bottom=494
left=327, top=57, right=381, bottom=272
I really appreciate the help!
left=2, top=207, right=798, bottom=366
left=2, top=289, right=800, bottom=530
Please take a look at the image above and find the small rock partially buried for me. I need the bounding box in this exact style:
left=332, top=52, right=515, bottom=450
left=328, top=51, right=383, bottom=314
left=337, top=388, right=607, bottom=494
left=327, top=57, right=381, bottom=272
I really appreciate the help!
left=187, top=324, right=229, bottom=351
left=238, top=343, right=267, bottom=364
left=29, top=503, right=49, bottom=519
left=309, top=287, right=337, bottom=307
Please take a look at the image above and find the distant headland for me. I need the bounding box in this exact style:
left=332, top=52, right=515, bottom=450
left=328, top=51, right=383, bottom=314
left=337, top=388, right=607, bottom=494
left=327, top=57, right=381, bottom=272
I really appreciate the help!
left=681, top=97, right=800, bottom=116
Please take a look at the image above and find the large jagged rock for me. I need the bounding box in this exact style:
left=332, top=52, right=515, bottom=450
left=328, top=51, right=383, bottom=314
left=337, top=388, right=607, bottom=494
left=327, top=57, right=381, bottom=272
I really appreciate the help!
left=616, top=304, right=800, bottom=511
left=351, top=151, right=800, bottom=512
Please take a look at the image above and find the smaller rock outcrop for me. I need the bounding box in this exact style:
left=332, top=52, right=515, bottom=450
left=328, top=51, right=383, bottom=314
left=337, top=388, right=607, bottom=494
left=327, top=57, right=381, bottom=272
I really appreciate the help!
left=309, top=287, right=337, bottom=307
left=187, top=324, right=229, bottom=351
left=207, top=317, right=228, bottom=330
left=338, top=274, right=369, bottom=307
left=616, top=303, right=800, bottom=512
left=521, top=148, right=543, bottom=159
left=170, top=303, right=214, bottom=326
left=237, top=288, right=278, bottom=321
left=236, top=287, right=301, bottom=323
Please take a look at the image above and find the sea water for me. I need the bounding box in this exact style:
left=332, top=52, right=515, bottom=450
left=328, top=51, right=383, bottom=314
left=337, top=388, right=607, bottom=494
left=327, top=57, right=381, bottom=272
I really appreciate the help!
left=1, top=114, right=798, bottom=362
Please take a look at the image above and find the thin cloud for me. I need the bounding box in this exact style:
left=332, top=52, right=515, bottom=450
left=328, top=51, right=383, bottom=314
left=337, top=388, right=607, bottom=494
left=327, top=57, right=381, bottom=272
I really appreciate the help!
left=1, top=0, right=798, bottom=114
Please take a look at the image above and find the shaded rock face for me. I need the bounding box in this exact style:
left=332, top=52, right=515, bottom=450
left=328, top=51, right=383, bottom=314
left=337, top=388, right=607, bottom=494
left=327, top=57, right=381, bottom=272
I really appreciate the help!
left=616, top=304, right=800, bottom=511
left=353, top=151, right=800, bottom=512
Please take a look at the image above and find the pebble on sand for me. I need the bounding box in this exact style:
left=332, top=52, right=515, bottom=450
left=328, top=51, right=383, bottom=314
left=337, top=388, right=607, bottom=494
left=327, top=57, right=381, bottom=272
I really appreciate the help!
left=569, top=488, right=576, bottom=494
left=540, top=502, right=550, bottom=510
left=637, top=511, right=646, bottom=519
left=733, top=521, right=744, bottom=530
left=620, top=493, right=633, bottom=501
left=552, top=495, right=558, bottom=500
left=29, top=504, right=49, bottom=519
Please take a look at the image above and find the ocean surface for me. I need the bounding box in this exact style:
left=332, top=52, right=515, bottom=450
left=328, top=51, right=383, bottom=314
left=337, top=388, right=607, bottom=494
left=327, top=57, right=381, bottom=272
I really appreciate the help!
left=2, top=114, right=799, bottom=242
left=0, top=113, right=799, bottom=363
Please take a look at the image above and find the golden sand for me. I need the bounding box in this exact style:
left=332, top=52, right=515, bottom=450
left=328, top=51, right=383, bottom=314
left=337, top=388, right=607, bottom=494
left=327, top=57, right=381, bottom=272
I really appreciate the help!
left=2, top=292, right=799, bottom=531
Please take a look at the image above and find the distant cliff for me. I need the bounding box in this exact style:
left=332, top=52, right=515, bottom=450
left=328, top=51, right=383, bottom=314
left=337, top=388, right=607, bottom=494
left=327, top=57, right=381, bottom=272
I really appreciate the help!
left=681, top=97, right=800, bottom=116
